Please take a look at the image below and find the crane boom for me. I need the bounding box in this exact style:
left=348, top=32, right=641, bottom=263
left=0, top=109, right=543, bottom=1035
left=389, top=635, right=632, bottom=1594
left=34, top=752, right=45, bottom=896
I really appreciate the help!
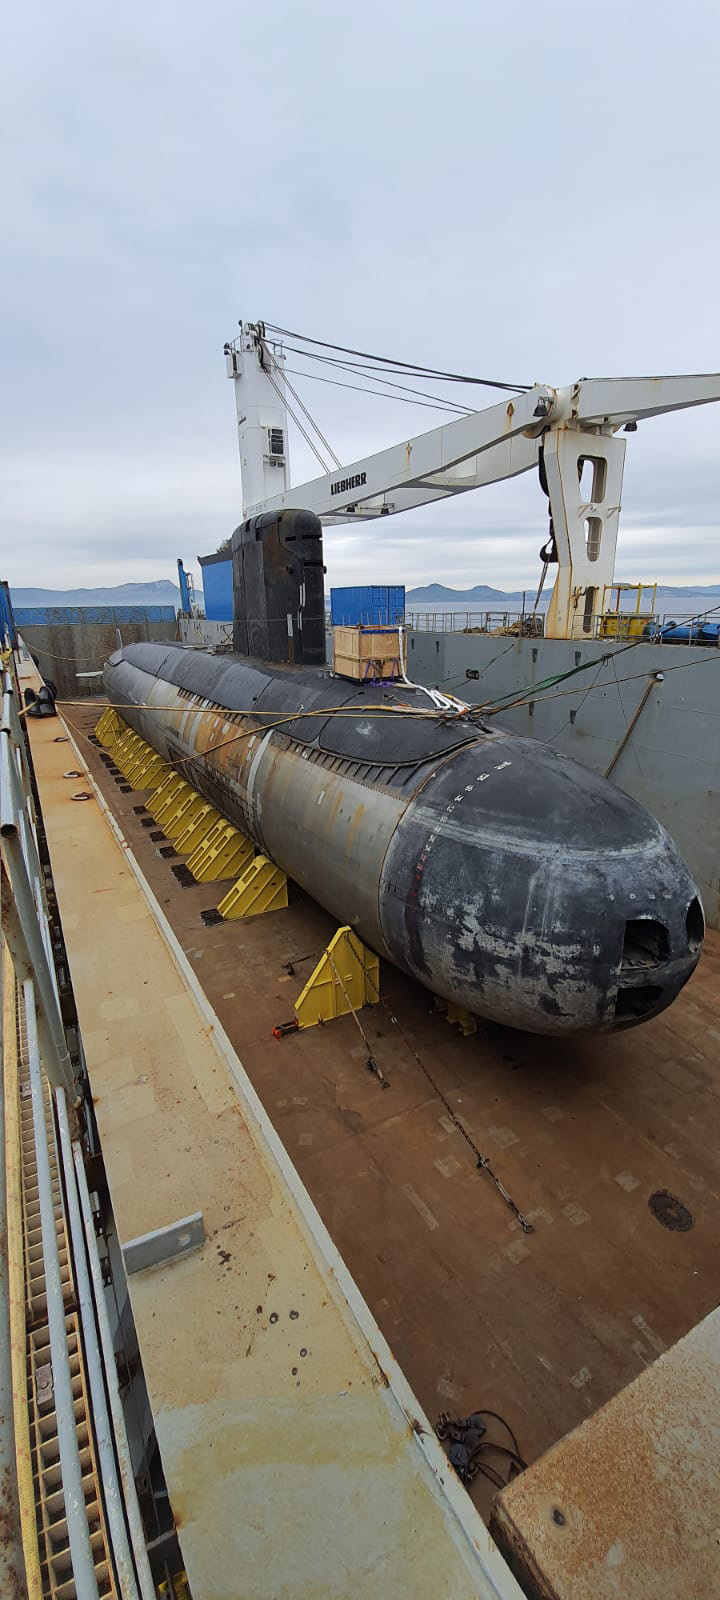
left=226, top=325, right=720, bottom=638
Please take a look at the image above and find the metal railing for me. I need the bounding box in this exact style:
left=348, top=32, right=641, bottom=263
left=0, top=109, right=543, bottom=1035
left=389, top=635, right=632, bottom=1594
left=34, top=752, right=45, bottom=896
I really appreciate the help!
left=406, top=609, right=541, bottom=635
left=406, top=609, right=720, bottom=643
left=0, top=650, right=156, bottom=1600
left=1, top=666, right=76, bottom=1100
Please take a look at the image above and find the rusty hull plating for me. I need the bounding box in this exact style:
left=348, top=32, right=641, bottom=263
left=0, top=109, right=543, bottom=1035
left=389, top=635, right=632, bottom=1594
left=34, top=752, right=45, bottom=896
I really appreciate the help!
left=103, top=642, right=703, bottom=1034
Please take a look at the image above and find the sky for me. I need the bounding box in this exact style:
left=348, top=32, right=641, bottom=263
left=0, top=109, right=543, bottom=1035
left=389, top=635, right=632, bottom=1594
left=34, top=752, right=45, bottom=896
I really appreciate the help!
left=2, top=1, right=719, bottom=598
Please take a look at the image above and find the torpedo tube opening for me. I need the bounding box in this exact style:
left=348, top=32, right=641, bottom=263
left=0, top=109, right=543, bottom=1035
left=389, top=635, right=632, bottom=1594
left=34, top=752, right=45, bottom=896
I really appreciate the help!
left=686, top=896, right=704, bottom=953
left=620, top=917, right=670, bottom=970
left=613, top=984, right=665, bottom=1023
left=611, top=901, right=704, bottom=1029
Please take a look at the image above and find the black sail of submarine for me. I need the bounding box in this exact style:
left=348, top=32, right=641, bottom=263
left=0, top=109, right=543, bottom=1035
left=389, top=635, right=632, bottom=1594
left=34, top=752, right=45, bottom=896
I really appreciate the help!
left=104, top=511, right=704, bottom=1034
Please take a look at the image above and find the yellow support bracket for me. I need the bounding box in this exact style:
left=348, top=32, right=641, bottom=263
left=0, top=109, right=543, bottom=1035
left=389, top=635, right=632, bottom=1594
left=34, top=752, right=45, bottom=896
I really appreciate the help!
left=174, top=802, right=222, bottom=855
left=106, top=726, right=133, bottom=763
left=217, top=855, right=288, bottom=920
left=120, top=741, right=147, bottom=778
left=95, top=706, right=124, bottom=747
left=148, top=773, right=187, bottom=823
left=122, top=742, right=166, bottom=790
left=113, top=731, right=144, bottom=775
left=186, top=821, right=254, bottom=883
left=448, top=1004, right=477, bottom=1037
left=161, top=789, right=206, bottom=840
left=149, top=778, right=192, bottom=828
left=122, top=749, right=150, bottom=786
left=128, top=752, right=169, bottom=791
left=294, top=926, right=379, bottom=1030
left=433, top=997, right=477, bottom=1036
left=123, top=738, right=157, bottom=784
left=121, top=736, right=147, bottom=775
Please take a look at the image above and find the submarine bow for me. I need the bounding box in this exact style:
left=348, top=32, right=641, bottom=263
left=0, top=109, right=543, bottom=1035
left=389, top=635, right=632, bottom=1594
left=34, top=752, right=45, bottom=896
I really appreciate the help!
left=103, top=641, right=704, bottom=1035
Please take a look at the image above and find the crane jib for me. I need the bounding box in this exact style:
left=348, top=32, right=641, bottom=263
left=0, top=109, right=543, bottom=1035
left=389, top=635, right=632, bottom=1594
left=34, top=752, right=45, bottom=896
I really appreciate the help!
left=330, top=472, right=367, bottom=496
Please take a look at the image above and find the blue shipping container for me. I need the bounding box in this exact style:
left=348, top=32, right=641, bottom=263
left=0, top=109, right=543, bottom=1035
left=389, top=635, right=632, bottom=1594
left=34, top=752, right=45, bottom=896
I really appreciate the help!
left=12, top=605, right=176, bottom=626
left=198, top=554, right=233, bottom=621
left=330, top=586, right=405, bottom=626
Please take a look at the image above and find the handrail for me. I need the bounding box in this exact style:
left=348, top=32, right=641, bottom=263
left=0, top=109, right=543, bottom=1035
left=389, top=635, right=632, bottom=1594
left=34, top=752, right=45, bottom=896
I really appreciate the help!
left=0, top=667, right=77, bottom=1099
left=0, top=960, right=28, bottom=1600
left=2, top=945, right=42, bottom=1600
left=24, top=978, right=100, bottom=1600
left=55, top=1091, right=142, bottom=1600
left=72, top=1143, right=158, bottom=1600
left=405, top=609, right=720, bottom=642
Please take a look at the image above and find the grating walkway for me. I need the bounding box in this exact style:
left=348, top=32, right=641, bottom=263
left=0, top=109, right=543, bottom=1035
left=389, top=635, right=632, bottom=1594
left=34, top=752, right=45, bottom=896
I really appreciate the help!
left=6, top=959, right=118, bottom=1599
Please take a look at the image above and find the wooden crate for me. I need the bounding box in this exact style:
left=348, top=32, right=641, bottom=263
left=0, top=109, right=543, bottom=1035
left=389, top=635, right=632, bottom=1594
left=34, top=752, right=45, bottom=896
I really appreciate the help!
left=332, top=625, right=402, bottom=682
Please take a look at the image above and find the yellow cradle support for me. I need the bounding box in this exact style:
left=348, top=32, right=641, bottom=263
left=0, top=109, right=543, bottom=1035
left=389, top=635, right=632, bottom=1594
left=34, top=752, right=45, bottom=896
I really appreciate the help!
left=294, top=926, right=379, bottom=1029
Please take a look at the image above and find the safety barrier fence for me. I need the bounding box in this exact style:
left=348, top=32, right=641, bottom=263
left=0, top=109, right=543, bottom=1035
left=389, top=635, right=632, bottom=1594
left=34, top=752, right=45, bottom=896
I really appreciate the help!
left=1, top=656, right=156, bottom=1600
left=405, top=609, right=720, bottom=640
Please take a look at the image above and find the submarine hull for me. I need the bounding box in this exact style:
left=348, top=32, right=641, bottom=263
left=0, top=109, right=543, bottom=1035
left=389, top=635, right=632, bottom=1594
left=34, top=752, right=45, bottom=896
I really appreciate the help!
left=104, top=642, right=704, bottom=1034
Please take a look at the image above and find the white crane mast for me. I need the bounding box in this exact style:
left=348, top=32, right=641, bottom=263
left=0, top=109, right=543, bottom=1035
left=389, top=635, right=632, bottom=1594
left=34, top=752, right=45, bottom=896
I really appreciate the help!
left=225, top=324, right=290, bottom=510
left=227, top=324, right=720, bottom=639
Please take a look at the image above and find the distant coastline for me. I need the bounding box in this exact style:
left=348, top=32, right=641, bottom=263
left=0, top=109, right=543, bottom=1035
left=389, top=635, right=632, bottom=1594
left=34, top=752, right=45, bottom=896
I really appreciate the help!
left=404, top=580, right=720, bottom=606
left=10, top=579, right=183, bottom=609
left=9, top=576, right=720, bottom=621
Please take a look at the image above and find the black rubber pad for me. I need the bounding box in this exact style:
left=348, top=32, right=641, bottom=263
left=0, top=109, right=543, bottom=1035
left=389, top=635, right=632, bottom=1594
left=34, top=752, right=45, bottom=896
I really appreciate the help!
left=172, top=864, right=197, bottom=888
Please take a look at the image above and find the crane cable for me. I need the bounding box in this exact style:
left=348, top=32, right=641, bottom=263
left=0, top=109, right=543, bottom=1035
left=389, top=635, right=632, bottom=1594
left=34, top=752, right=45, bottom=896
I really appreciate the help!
left=261, top=364, right=332, bottom=476
left=281, top=342, right=512, bottom=392
left=239, top=326, right=481, bottom=409
left=260, top=333, right=473, bottom=420
left=282, top=363, right=471, bottom=416
left=279, top=343, right=482, bottom=406
left=259, top=337, right=342, bottom=468
left=260, top=322, right=531, bottom=393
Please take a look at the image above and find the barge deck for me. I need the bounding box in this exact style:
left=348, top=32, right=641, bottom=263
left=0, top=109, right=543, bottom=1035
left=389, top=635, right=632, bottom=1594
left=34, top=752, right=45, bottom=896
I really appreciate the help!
left=60, top=699, right=720, bottom=1523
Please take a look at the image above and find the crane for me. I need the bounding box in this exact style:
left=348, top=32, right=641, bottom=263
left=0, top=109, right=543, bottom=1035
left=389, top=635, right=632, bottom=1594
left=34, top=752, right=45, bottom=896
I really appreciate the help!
left=226, top=322, right=720, bottom=639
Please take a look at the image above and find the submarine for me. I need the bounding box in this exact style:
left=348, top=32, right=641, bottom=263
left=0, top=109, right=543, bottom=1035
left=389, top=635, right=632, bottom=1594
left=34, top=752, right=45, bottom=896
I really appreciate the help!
left=104, top=511, right=704, bottom=1034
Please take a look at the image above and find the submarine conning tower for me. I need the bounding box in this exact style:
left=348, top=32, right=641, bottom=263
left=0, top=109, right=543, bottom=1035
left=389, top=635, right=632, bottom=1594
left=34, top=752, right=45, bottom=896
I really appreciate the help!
left=232, top=508, right=326, bottom=666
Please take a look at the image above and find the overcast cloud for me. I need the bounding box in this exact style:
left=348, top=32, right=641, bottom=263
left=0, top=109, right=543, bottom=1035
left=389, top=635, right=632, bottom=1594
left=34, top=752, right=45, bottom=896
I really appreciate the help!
left=2, top=2, right=719, bottom=596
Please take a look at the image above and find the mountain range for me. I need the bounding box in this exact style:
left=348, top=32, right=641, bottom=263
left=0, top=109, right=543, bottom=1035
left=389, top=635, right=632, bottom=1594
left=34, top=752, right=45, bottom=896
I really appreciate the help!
left=405, top=581, right=720, bottom=605
left=9, top=577, right=720, bottom=614
left=11, top=580, right=183, bottom=609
